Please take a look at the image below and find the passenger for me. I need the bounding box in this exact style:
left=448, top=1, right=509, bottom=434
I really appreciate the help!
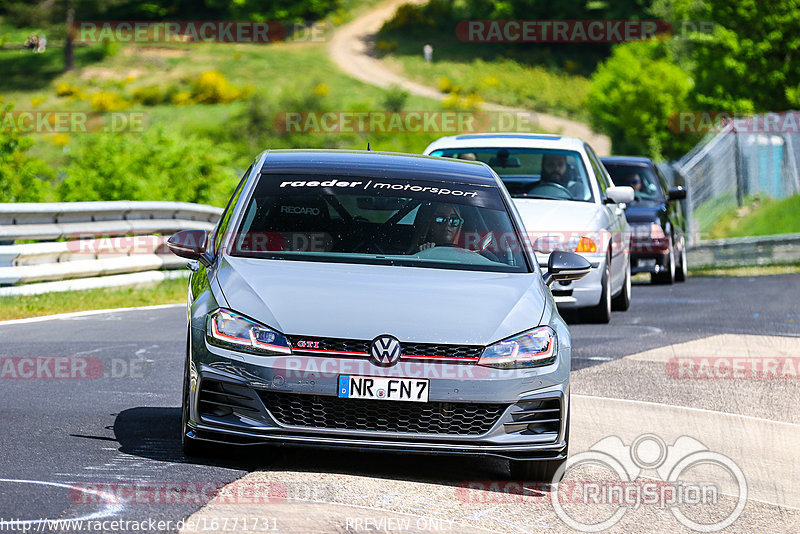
left=408, top=203, right=463, bottom=253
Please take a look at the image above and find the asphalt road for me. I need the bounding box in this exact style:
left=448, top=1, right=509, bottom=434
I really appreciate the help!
left=0, top=274, right=797, bottom=532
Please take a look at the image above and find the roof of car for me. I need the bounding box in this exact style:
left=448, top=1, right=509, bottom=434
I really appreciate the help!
left=258, top=149, right=499, bottom=186
left=424, top=132, right=588, bottom=152
left=600, top=156, right=655, bottom=165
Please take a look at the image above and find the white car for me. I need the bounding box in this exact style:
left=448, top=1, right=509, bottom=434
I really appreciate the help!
left=424, top=133, right=634, bottom=323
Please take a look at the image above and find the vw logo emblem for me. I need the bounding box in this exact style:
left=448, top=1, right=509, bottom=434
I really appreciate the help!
left=370, top=335, right=401, bottom=366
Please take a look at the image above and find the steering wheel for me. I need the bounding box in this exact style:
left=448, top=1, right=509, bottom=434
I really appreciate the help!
left=527, top=181, right=572, bottom=199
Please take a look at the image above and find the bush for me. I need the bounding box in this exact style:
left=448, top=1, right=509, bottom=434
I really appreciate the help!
left=132, top=85, right=166, bottom=106
left=588, top=41, right=697, bottom=160
left=190, top=70, right=250, bottom=104
left=438, top=76, right=454, bottom=93
left=382, top=85, right=409, bottom=112
left=90, top=91, right=131, bottom=112
left=58, top=128, right=238, bottom=206
left=56, top=82, right=75, bottom=97
left=0, top=105, right=54, bottom=203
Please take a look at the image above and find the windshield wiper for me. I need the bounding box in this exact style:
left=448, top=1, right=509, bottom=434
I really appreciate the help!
left=512, top=194, right=569, bottom=200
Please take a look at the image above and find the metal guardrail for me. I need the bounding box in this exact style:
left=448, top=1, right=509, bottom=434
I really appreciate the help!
left=0, top=201, right=222, bottom=295
left=687, top=233, right=800, bottom=268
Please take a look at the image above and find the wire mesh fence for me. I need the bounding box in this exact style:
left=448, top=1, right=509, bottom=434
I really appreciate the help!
left=672, top=112, right=800, bottom=244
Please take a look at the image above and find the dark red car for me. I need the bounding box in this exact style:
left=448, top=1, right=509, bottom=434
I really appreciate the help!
left=601, top=156, right=687, bottom=284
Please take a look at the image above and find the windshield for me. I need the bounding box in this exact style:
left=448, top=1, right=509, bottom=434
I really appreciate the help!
left=429, top=147, right=594, bottom=202
left=226, top=174, right=531, bottom=273
left=603, top=163, right=665, bottom=202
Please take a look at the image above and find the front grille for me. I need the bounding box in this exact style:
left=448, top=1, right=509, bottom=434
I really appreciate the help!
left=285, top=335, right=484, bottom=360
left=258, top=391, right=507, bottom=435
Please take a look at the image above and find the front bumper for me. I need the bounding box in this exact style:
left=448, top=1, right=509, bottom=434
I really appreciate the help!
left=186, top=327, right=570, bottom=461
left=630, top=246, right=669, bottom=275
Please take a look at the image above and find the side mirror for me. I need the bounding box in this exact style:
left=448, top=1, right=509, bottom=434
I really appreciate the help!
left=167, top=229, right=212, bottom=267
left=543, top=251, right=591, bottom=287
left=668, top=186, right=687, bottom=200
left=605, top=186, right=635, bottom=204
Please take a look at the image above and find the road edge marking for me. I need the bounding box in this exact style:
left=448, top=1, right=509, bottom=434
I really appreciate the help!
left=0, top=303, right=184, bottom=326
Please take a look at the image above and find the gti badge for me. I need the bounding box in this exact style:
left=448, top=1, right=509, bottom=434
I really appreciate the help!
left=370, top=335, right=401, bottom=366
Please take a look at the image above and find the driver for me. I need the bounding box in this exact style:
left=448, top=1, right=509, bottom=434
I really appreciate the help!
left=408, top=202, right=463, bottom=253
left=539, top=154, right=585, bottom=198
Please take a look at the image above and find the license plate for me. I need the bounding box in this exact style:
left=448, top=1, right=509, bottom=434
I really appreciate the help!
left=338, top=375, right=429, bottom=403
left=637, top=259, right=657, bottom=268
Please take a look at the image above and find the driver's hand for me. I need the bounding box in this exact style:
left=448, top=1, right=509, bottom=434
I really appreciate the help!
left=418, top=242, right=435, bottom=251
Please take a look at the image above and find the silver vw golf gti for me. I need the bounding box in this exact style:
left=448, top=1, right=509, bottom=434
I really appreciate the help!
left=168, top=150, right=589, bottom=481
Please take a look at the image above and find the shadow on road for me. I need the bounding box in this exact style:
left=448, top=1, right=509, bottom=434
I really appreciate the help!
left=113, top=407, right=522, bottom=490
left=114, top=407, right=269, bottom=470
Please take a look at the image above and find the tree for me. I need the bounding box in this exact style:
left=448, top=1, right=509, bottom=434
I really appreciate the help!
left=652, top=0, right=800, bottom=111
left=587, top=40, right=696, bottom=160
left=65, top=0, right=74, bottom=71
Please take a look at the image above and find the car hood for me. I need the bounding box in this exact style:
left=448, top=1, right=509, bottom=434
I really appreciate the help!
left=512, top=198, right=605, bottom=234
left=625, top=200, right=666, bottom=224
left=215, top=256, right=549, bottom=345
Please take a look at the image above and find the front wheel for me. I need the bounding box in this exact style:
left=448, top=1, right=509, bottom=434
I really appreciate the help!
left=182, top=334, right=213, bottom=457
left=582, top=254, right=611, bottom=323
left=651, top=240, right=675, bottom=285
left=611, top=256, right=631, bottom=311
left=675, top=237, right=687, bottom=282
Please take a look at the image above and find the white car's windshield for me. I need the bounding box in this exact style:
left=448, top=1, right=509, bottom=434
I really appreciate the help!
left=429, top=147, right=594, bottom=203
left=228, top=174, right=532, bottom=273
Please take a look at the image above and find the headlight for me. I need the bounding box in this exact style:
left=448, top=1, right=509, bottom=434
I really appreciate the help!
left=207, top=309, right=291, bottom=355
left=478, top=326, right=557, bottom=369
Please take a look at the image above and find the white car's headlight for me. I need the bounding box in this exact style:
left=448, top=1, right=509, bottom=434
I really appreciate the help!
left=478, top=326, right=557, bottom=369
left=207, top=309, right=291, bottom=355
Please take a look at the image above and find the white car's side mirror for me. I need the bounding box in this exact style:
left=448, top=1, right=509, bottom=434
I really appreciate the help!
left=606, top=186, right=635, bottom=204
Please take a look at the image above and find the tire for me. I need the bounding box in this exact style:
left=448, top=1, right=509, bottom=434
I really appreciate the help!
left=651, top=240, right=675, bottom=285
left=582, top=253, right=611, bottom=323
left=510, top=458, right=567, bottom=482
left=611, top=256, right=631, bottom=311
left=182, top=333, right=213, bottom=457
left=675, top=237, right=687, bottom=282
left=510, top=406, right=570, bottom=483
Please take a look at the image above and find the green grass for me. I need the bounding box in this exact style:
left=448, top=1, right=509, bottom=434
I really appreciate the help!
left=375, top=26, right=593, bottom=122
left=705, top=195, right=800, bottom=239
left=384, top=54, right=591, bottom=121
left=0, top=277, right=187, bottom=321
left=688, top=263, right=800, bottom=277
left=2, top=38, right=451, bottom=170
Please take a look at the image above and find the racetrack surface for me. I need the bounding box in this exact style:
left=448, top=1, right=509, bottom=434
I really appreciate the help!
left=0, top=274, right=798, bottom=532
